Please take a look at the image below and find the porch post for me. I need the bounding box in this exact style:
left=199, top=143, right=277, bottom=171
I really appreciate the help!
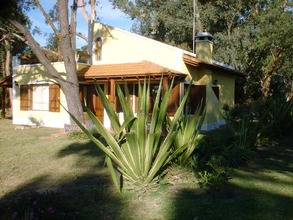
left=163, top=76, right=168, bottom=91
left=110, top=79, right=116, bottom=110
left=1, top=87, right=5, bottom=119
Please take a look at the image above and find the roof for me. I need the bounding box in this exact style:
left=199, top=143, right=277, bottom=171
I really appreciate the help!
left=183, top=53, right=245, bottom=77
left=0, top=75, right=12, bottom=88
left=78, top=61, right=186, bottom=80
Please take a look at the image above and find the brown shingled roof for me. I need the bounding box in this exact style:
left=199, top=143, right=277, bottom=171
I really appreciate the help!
left=78, top=61, right=186, bottom=79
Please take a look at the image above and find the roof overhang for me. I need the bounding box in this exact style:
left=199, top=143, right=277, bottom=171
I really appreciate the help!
left=183, top=53, right=245, bottom=77
left=78, top=61, right=187, bottom=81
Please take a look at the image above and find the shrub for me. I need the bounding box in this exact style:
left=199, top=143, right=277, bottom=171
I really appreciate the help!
left=67, top=125, right=100, bottom=140
left=263, top=96, right=293, bottom=138
left=223, top=145, right=256, bottom=167
left=67, top=130, right=88, bottom=140
left=196, top=155, right=231, bottom=192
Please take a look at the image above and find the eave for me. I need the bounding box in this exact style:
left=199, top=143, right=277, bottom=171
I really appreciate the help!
left=183, top=53, right=245, bottom=77
left=78, top=60, right=187, bottom=82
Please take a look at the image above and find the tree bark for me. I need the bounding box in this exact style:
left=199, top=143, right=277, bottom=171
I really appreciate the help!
left=58, top=0, right=84, bottom=123
left=261, top=49, right=284, bottom=98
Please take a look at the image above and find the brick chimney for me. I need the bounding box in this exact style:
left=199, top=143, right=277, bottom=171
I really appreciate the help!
left=195, top=32, right=213, bottom=64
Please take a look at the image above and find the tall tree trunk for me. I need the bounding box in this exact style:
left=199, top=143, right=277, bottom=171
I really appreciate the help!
left=58, top=0, right=84, bottom=123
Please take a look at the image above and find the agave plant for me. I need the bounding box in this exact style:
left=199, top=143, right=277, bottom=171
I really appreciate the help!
left=169, top=107, right=206, bottom=166
left=66, top=77, right=195, bottom=191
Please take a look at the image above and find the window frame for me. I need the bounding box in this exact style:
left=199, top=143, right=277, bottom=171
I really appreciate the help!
left=20, top=83, right=60, bottom=112
left=94, top=37, right=103, bottom=61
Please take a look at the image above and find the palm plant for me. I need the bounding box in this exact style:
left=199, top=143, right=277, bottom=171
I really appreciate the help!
left=66, top=77, right=195, bottom=191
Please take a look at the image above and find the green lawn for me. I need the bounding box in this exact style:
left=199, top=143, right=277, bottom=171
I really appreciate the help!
left=0, top=119, right=292, bottom=219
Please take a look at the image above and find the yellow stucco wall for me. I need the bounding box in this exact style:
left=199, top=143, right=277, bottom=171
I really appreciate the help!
left=194, top=68, right=220, bottom=130
left=92, top=22, right=186, bottom=73
left=212, top=71, right=235, bottom=124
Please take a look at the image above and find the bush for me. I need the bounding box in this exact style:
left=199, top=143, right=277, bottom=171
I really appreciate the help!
left=224, top=95, right=293, bottom=143
left=67, top=125, right=101, bottom=140
left=263, top=96, right=293, bottom=138
left=223, top=145, right=256, bottom=167
left=196, top=155, right=231, bottom=192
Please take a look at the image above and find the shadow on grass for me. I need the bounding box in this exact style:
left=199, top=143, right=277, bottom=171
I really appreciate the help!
left=170, top=137, right=293, bottom=220
left=0, top=140, right=123, bottom=220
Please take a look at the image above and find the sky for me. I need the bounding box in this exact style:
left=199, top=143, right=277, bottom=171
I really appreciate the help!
left=26, top=0, right=134, bottom=49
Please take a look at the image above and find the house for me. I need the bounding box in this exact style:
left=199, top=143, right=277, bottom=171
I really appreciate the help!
left=11, top=21, right=244, bottom=130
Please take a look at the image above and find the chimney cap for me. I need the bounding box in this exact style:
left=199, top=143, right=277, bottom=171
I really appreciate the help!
left=195, top=32, right=213, bottom=41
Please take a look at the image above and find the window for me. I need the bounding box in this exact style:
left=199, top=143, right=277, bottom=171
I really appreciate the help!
left=94, top=37, right=102, bottom=61
left=20, top=84, right=60, bottom=112
left=33, top=84, right=49, bottom=110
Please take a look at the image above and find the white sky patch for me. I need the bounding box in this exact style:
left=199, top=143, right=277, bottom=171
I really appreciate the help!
left=26, top=0, right=133, bottom=48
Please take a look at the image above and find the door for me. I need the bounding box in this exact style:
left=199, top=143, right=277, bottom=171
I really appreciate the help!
left=87, top=85, right=104, bottom=123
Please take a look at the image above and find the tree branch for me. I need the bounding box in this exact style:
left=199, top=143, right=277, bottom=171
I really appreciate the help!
left=76, top=32, right=88, bottom=42
left=34, top=0, right=60, bottom=36
left=90, top=0, right=96, bottom=21
left=12, top=32, right=59, bottom=57
left=9, top=19, right=65, bottom=84
left=77, top=0, right=90, bottom=23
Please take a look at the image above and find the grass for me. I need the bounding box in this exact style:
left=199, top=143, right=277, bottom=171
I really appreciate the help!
left=0, top=119, right=292, bottom=219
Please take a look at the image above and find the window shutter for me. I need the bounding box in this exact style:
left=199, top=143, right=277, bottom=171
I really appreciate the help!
left=49, top=84, right=60, bottom=112
left=20, top=85, right=32, bottom=111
